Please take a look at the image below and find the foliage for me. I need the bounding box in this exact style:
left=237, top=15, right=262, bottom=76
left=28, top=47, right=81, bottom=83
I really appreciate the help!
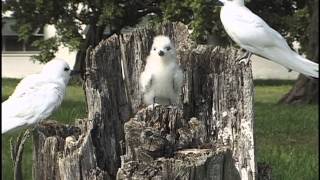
left=160, top=0, right=224, bottom=43
left=2, top=0, right=313, bottom=63
left=2, top=0, right=163, bottom=63
left=246, top=0, right=312, bottom=53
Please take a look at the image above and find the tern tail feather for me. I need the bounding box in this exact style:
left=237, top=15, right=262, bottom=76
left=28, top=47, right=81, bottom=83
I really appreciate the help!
left=258, top=48, right=319, bottom=78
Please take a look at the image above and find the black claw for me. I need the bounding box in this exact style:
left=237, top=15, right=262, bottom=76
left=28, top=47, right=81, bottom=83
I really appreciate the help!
left=236, top=51, right=252, bottom=65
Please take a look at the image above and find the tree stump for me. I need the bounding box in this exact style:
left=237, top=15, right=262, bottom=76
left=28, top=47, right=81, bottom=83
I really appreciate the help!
left=32, top=22, right=257, bottom=180
left=117, top=106, right=241, bottom=180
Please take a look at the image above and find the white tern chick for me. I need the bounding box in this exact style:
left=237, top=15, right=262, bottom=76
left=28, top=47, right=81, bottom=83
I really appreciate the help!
left=140, top=35, right=183, bottom=105
left=2, top=59, right=73, bottom=134
left=219, top=0, right=319, bottom=78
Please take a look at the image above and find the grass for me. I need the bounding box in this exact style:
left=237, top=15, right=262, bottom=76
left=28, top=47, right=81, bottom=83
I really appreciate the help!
left=254, top=81, right=319, bottom=180
left=1, top=78, right=319, bottom=179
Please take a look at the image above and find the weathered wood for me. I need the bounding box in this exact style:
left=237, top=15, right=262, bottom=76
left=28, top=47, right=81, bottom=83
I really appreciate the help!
left=117, top=105, right=241, bottom=180
left=33, top=22, right=257, bottom=180
left=117, top=22, right=256, bottom=179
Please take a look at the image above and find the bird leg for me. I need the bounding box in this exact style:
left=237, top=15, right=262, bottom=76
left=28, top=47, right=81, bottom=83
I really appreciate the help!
left=152, top=96, right=156, bottom=110
left=168, top=98, right=173, bottom=108
left=150, top=97, right=161, bottom=109
left=236, top=51, right=252, bottom=65
left=153, top=96, right=157, bottom=104
left=167, top=98, right=177, bottom=109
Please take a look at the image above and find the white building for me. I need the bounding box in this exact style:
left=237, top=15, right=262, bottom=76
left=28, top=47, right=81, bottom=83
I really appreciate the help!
left=2, top=17, right=77, bottom=78
left=1, top=17, right=299, bottom=79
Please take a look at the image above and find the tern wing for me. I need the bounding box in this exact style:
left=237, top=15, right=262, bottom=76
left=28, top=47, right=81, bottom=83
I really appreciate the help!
left=2, top=82, right=63, bottom=134
left=222, top=6, right=290, bottom=51
left=221, top=5, right=318, bottom=78
left=9, top=74, right=43, bottom=99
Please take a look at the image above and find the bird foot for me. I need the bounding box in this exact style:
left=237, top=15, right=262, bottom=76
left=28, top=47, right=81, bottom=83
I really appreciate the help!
left=166, top=104, right=175, bottom=109
left=236, top=51, right=252, bottom=65
left=147, top=103, right=161, bottom=110
left=238, top=57, right=250, bottom=65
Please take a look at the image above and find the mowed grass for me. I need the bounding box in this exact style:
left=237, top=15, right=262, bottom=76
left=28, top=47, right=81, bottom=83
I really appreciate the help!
left=254, top=80, right=319, bottom=180
left=1, top=78, right=319, bottom=179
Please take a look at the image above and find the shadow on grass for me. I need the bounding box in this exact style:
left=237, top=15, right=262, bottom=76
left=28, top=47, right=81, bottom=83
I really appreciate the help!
left=254, top=79, right=295, bottom=86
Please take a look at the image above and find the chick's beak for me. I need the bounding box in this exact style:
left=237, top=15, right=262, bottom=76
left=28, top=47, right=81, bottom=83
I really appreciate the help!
left=158, top=50, right=164, bottom=56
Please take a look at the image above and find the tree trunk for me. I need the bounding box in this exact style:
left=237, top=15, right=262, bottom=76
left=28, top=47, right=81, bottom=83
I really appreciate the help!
left=33, top=22, right=258, bottom=180
left=279, top=0, right=319, bottom=104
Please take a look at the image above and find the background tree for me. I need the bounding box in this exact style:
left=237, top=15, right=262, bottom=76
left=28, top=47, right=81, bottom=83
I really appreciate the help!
left=279, top=0, right=319, bottom=104
left=2, top=0, right=164, bottom=78
left=2, top=0, right=318, bottom=103
left=0, top=0, right=291, bottom=63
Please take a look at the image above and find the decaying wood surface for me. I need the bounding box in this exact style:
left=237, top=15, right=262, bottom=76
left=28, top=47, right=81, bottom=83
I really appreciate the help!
left=117, top=106, right=241, bottom=180
left=32, top=22, right=259, bottom=180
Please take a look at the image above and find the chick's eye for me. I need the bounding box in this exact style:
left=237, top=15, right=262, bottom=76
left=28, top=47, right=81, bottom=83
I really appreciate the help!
left=64, top=67, right=70, bottom=71
left=166, top=46, right=171, bottom=51
left=153, top=47, right=156, bottom=51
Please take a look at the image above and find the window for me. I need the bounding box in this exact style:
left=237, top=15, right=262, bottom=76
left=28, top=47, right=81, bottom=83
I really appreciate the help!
left=2, top=18, right=44, bottom=53
left=3, top=36, right=24, bottom=51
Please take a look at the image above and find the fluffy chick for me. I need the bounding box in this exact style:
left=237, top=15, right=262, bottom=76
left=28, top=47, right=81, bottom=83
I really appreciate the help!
left=140, top=35, right=183, bottom=105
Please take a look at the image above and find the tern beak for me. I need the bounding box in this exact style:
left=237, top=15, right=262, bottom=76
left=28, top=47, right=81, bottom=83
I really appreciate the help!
left=216, top=0, right=224, bottom=6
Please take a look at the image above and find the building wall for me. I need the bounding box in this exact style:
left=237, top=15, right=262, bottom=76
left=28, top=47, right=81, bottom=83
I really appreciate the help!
left=2, top=47, right=76, bottom=78
left=251, top=55, right=299, bottom=79
left=2, top=52, right=299, bottom=79
left=2, top=24, right=77, bottom=78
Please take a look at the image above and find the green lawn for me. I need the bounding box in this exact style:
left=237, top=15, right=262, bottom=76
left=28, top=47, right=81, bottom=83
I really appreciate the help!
left=254, top=80, right=319, bottom=180
left=2, top=78, right=319, bottom=179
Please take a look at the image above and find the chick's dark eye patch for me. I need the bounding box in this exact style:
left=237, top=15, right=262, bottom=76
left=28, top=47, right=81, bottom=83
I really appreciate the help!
left=64, top=67, right=70, bottom=71
left=166, top=46, right=171, bottom=51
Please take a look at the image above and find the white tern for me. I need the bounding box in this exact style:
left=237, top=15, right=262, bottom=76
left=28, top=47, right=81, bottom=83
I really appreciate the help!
left=2, top=59, right=74, bottom=134
left=140, top=35, right=183, bottom=105
left=219, top=0, right=319, bottom=78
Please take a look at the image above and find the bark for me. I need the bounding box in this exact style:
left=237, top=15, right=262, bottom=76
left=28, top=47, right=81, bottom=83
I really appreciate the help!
left=73, top=24, right=106, bottom=80
left=279, top=0, right=319, bottom=104
left=117, top=106, right=241, bottom=180
left=33, top=22, right=258, bottom=180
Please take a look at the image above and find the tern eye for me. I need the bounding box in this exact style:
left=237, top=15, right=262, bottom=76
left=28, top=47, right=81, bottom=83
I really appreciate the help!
left=165, top=46, right=171, bottom=51
left=153, top=47, right=156, bottom=51
left=64, top=67, right=70, bottom=71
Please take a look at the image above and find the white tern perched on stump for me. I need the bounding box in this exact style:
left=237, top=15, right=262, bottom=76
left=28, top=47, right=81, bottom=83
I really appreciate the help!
left=140, top=35, right=184, bottom=105
left=218, top=0, right=319, bottom=78
left=2, top=59, right=76, bottom=134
